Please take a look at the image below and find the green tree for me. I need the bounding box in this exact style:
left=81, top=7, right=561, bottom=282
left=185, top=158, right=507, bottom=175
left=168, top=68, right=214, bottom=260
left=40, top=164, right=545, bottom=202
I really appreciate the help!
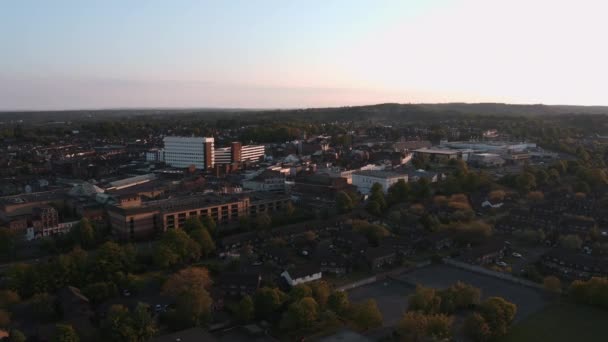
left=478, top=297, right=517, bottom=339
left=169, top=289, right=213, bottom=329
left=254, top=213, right=272, bottom=231
left=559, top=234, right=583, bottom=250
left=387, top=179, right=410, bottom=205
left=398, top=311, right=453, bottom=342
left=236, top=295, right=254, bottom=323
left=310, top=281, right=331, bottom=308
left=201, top=216, right=217, bottom=235
left=154, top=229, right=201, bottom=268
left=82, top=282, right=118, bottom=305
left=101, top=305, right=136, bottom=342
left=327, top=291, right=350, bottom=315
left=254, top=287, right=287, bottom=319
left=0, top=229, right=17, bottom=261
left=183, top=217, right=205, bottom=233
left=463, top=312, right=492, bottom=342
left=288, top=284, right=312, bottom=303
left=52, top=324, right=79, bottom=342
left=131, top=302, right=157, bottom=341
left=91, top=242, right=136, bottom=281
left=30, top=292, right=57, bottom=322
left=162, top=267, right=212, bottom=297
left=352, top=299, right=383, bottom=331
left=188, top=228, right=216, bottom=256
left=408, top=285, right=441, bottom=314
left=280, top=297, right=319, bottom=332
left=72, top=218, right=95, bottom=248
left=439, top=282, right=481, bottom=314
left=8, top=329, right=26, bottom=342
left=336, top=191, right=354, bottom=214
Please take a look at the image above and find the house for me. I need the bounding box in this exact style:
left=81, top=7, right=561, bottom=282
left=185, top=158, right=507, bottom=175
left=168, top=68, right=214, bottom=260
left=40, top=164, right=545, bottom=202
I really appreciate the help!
left=218, top=272, right=261, bottom=297
left=460, top=239, right=507, bottom=265
left=242, top=170, right=285, bottom=192
left=541, top=248, right=608, bottom=280
left=281, top=264, right=322, bottom=286
left=366, top=247, right=396, bottom=270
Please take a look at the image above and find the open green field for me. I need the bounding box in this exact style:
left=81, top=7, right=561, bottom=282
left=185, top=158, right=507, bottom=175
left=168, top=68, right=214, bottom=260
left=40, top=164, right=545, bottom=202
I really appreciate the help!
left=501, top=301, right=608, bottom=342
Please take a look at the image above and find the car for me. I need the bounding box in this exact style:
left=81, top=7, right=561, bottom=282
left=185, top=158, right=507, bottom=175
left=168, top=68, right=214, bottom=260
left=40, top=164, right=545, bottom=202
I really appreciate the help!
left=155, top=304, right=162, bottom=312
left=122, top=290, right=131, bottom=297
left=496, top=261, right=508, bottom=267
left=512, top=252, right=523, bottom=258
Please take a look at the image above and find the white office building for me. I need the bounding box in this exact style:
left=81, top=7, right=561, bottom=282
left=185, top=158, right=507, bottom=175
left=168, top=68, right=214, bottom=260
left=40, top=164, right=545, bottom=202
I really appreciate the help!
left=163, top=136, right=215, bottom=169
left=352, top=170, right=408, bottom=194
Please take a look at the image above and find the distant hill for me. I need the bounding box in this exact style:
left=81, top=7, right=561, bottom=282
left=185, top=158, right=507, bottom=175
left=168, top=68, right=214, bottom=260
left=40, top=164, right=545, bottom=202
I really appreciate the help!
left=2, top=103, right=608, bottom=123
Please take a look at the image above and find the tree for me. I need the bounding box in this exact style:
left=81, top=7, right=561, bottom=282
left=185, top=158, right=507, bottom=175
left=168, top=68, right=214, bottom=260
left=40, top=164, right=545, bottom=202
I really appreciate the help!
left=188, top=228, right=216, bottom=256
left=570, top=277, right=608, bottom=308
left=328, top=291, right=350, bottom=315
left=543, top=276, right=562, bottom=294
left=478, top=297, right=517, bottom=338
left=439, top=282, right=481, bottom=313
left=255, top=213, right=272, bottom=231
left=515, top=172, right=536, bottom=193
left=236, top=295, right=254, bottom=323
left=72, top=218, right=95, bottom=248
left=351, top=220, right=390, bottom=246
left=559, top=234, right=583, bottom=250
left=336, top=191, right=354, bottom=214
left=310, top=281, right=331, bottom=308
left=154, top=229, right=201, bottom=268
left=254, top=287, right=287, bottom=319
left=91, top=242, right=136, bottom=281
left=398, top=311, right=453, bottom=342
left=183, top=217, right=205, bottom=233
left=30, top=292, right=57, bottom=322
left=82, top=282, right=118, bottom=305
left=8, top=329, right=26, bottom=342
left=168, top=289, right=213, bottom=329
left=280, top=297, right=319, bottom=332
left=288, top=284, right=312, bottom=303
left=101, top=305, right=137, bottom=342
left=387, top=179, right=410, bottom=205
left=0, top=229, right=17, bottom=261
left=488, top=190, right=506, bottom=202
left=162, top=267, right=212, bottom=297
left=352, top=299, right=383, bottom=331
left=52, top=324, right=79, bottom=342
left=527, top=191, right=544, bottom=202
left=368, top=183, right=387, bottom=212
left=0, top=309, right=10, bottom=328
left=463, top=312, right=492, bottom=342
left=408, top=285, right=441, bottom=314
left=131, top=302, right=158, bottom=341
left=201, top=216, right=217, bottom=235
left=0, top=290, right=20, bottom=309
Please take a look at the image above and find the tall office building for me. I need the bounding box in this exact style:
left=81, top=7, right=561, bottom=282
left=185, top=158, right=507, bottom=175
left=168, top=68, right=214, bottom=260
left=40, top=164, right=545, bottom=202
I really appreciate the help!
left=214, top=142, right=265, bottom=165
left=163, top=136, right=214, bottom=169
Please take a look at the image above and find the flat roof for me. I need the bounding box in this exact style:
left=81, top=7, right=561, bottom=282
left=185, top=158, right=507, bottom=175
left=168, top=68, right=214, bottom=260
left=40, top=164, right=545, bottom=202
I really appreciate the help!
left=413, top=148, right=460, bottom=155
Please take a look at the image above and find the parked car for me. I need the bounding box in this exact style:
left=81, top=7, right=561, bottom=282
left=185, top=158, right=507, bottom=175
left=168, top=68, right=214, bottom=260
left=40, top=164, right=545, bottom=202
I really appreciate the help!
left=512, top=252, right=523, bottom=258
left=496, top=261, right=508, bottom=267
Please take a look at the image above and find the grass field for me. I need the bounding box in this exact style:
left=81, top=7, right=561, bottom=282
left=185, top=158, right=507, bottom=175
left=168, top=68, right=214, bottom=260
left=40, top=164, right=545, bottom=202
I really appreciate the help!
left=501, top=301, right=608, bottom=342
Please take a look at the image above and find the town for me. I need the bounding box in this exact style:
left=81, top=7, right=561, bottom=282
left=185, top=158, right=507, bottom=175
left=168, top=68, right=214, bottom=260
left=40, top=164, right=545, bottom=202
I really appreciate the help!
left=0, top=105, right=607, bottom=341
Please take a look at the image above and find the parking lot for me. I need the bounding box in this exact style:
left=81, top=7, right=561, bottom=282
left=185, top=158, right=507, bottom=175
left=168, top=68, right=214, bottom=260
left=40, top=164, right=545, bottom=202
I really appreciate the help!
left=348, top=278, right=414, bottom=326
left=397, top=264, right=548, bottom=320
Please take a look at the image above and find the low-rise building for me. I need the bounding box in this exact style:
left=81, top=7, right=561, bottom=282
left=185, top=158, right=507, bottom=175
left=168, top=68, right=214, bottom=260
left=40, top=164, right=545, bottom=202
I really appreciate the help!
left=281, top=264, right=322, bottom=286
left=352, top=170, right=408, bottom=194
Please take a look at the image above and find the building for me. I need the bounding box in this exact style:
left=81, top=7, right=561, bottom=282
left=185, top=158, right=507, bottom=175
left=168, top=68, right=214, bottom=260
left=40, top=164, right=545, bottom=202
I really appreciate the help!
left=281, top=264, right=322, bottom=286
left=469, top=153, right=506, bottom=167
left=162, top=136, right=215, bottom=169
left=413, top=148, right=464, bottom=162
left=352, top=170, right=408, bottom=194
left=107, top=193, right=289, bottom=240
left=242, top=170, right=285, bottom=192
left=214, top=142, right=265, bottom=165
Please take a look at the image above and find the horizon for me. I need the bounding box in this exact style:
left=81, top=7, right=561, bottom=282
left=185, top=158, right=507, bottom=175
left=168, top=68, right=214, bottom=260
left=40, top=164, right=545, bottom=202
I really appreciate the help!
left=2, top=0, right=607, bottom=110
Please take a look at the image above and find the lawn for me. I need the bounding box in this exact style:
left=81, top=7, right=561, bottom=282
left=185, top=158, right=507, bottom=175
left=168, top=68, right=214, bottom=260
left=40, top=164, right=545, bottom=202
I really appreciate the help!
left=500, top=301, right=608, bottom=342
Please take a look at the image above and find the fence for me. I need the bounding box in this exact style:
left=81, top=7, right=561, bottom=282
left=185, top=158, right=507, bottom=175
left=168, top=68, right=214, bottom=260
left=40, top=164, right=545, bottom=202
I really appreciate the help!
left=443, top=258, right=544, bottom=290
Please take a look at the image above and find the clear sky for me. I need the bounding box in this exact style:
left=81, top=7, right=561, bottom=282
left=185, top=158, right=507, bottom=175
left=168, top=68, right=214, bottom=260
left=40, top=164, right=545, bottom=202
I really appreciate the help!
left=1, top=0, right=607, bottom=110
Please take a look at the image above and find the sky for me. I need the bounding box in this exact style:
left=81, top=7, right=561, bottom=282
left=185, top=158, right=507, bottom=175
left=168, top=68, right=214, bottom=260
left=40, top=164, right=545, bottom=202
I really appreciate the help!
left=1, top=0, right=607, bottom=110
